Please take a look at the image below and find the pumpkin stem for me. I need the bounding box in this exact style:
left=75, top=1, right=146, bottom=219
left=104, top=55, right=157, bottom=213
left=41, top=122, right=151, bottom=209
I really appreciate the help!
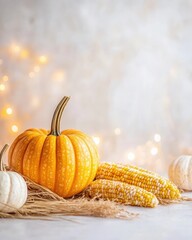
left=56, top=96, right=70, bottom=135
left=49, top=96, right=70, bottom=136
left=0, top=144, right=9, bottom=171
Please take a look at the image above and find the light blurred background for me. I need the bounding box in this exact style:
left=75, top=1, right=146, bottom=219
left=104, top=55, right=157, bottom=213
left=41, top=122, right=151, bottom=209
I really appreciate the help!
left=0, top=0, right=192, bottom=173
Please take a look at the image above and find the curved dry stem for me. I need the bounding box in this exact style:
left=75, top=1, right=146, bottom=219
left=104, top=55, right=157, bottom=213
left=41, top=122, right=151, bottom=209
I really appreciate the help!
left=49, top=96, right=70, bottom=136
left=56, top=96, right=70, bottom=135
left=0, top=144, right=9, bottom=171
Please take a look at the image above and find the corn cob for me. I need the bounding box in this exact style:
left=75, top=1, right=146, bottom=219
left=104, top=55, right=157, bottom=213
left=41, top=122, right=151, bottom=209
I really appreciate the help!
left=96, top=162, right=181, bottom=200
left=123, top=164, right=159, bottom=177
left=85, top=179, right=159, bottom=208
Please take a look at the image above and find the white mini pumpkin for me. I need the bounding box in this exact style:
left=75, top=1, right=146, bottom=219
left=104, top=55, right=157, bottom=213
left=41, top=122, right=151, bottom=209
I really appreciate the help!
left=0, top=144, right=28, bottom=212
left=168, top=155, right=192, bottom=191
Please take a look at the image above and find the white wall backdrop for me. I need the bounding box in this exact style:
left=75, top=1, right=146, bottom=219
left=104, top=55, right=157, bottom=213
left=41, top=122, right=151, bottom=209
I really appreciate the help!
left=0, top=0, right=192, bottom=172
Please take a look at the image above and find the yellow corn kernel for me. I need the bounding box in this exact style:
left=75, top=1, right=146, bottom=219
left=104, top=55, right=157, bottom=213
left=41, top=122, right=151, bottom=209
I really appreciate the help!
left=85, top=179, right=159, bottom=208
left=96, top=162, right=181, bottom=200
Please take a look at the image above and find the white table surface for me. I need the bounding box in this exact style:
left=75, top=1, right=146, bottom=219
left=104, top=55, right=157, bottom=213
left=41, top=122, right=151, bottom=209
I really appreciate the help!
left=1, top=193, right=192, bottom=240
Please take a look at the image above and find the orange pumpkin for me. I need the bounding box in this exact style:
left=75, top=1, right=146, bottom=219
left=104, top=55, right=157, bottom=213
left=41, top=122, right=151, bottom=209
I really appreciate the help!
left=8, top=96, right=99, bottom=197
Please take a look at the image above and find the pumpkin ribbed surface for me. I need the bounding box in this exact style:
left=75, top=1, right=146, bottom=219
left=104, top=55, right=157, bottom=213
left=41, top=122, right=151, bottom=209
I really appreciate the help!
left=9, top=129, right=99, bottom=198
left=169, top=156, right=192, bottom=190
left=8, top=97, right=99, bottom=198
left=0, top=144, right=27, bottom=212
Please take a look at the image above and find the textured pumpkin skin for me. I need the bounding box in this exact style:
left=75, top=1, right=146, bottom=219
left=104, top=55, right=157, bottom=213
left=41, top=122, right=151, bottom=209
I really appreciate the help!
left=8, top=128, right=99, bottom=197
left=169, top=155, right=192, bottom=191
left=0, top=171, right=27, bottom=212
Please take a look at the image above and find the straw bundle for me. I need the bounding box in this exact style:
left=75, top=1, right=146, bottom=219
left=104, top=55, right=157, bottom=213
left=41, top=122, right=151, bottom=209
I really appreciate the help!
left=0, top=177, right=138, bottom=220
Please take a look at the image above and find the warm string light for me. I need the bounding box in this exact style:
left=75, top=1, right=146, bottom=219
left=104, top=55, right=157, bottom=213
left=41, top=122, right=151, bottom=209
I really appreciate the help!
left=0, top=42, right=163, bottom=171
left=109, top=132, right=163, bottom=170
left=20, top=49, right=29, bottom=59
left=0, top=43, right=50, bottom=138
left=6, top=107, right=13, bottom=115
left=38, top=55, right=48, bottom=64
left=114, top=128, right=121, bottom=135
left=9, top=43, right=49, bottom=66
left=91, top=130, right=162, bottom=170
left=150, top=147, right=158, bottom=156
left=11, top=125, right=19, bottom=133
left=10, top=44, right=21, bottom=54
left=10, top=44, right=29, bottom=59
left=29, top=66, right=41, bottom=78
left=2, top=75, right=8, bottom=82
left=92, top=136, right=100, bottom=145
left=127, top=152, right=136, bottom=162
left=154, top=133, right=161, bottom=142
left=0, top=84, right=5, bottom=91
